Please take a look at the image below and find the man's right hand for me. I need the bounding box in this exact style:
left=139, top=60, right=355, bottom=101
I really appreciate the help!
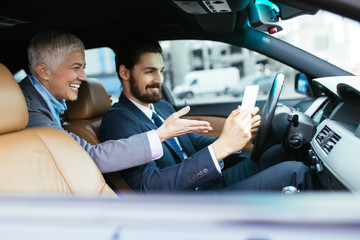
left=156, top=106, right=213, bottom=142
left=212, top=106, right=252, bottom=161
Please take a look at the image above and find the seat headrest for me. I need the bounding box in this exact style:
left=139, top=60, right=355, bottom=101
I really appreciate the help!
left=65, top=78, right=112, bottom=120
left=0, top=64, right=28, bottom=135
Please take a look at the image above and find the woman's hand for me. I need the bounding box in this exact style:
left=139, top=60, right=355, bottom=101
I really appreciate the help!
left=156, top=106, right=213, bottom=142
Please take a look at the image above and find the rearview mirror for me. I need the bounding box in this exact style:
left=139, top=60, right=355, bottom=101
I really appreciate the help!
left=248, top=2, right=283, bottom=34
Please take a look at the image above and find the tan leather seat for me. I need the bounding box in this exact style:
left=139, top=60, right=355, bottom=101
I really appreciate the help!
left=63, top=78, right=135, bottom=193
left=0, top=63, right=116, bottom=197
left=63, top=78, right=112, bottom=145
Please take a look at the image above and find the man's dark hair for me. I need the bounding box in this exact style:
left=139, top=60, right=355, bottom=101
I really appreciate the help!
left=115, top=36, right=162, bottom=81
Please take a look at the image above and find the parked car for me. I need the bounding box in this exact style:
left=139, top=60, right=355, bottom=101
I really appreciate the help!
left=0, top=0, right=360, bottom=238
left=229, top=73, right=275, bottom=97
left=173, top=67, right=240, bottom=99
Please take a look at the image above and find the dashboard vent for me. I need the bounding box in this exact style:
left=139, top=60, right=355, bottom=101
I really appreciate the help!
left=316, top=125, right=341, bottom=155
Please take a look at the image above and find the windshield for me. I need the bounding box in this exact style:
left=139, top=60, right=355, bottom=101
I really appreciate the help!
left=275, top=10, right=360, bottom=75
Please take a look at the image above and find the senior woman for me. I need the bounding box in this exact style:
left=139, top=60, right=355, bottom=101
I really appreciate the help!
left=19, top=29, right=212, bottom=173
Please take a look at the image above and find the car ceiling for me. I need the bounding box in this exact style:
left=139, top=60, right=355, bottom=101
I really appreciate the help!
left=0, top=0, right=359, bottom=73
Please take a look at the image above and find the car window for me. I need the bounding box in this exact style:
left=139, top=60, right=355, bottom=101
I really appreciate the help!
left=17, top=42, right=278, bottom=106
left=190, top=79, right=197, bottom=86
left=84, top=47, right=121, bottom=102
left=159, top=40, right=302, bottom=105
left=13, top=69, right=27, bottom=82
left=85, top=43, right=303, bottom=106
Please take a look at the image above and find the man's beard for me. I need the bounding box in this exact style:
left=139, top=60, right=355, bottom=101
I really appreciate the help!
left=129, top=74, right=162, bottom=103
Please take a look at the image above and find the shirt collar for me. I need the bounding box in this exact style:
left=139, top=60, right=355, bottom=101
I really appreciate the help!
left=128, top=98, right=157, bottom=120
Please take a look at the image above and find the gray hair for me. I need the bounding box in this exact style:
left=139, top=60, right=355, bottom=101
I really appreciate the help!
left=27, top=30, right=85, bottom=75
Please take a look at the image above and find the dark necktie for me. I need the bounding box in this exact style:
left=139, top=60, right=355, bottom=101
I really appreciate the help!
left=152, top=112, right=184, bottom=160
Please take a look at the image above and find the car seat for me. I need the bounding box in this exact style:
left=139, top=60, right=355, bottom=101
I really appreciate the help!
left=63, top=78, right=112, bottom=145
left=0, top=63, right=116, bottom=197
left=63, top=78, right=135, bottom=193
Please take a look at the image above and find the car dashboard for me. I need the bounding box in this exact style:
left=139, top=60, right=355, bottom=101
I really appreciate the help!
left=308, top=76, right=360, bottom=192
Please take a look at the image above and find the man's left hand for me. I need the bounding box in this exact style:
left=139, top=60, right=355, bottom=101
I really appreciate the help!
left=250, top=107, right=261, bottom=140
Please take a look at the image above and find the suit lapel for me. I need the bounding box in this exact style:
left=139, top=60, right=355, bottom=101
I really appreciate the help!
left=119, top=94, right=156, bottom=130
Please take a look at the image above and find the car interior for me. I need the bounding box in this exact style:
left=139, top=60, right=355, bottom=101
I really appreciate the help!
left=0, top=0, right=359, bottom=195
left=0, top=0, right=360, bottom=238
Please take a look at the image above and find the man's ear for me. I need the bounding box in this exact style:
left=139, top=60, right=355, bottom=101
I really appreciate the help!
left=119, top=65, right=130, bottom=81
left=35, top=62, right=52, bottom=81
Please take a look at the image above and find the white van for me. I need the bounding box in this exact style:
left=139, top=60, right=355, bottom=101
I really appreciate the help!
left=173, top=67, right=240, bottom=99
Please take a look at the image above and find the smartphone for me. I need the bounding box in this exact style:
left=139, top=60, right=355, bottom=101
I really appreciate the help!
left=241, top=85, right=259, bottom=112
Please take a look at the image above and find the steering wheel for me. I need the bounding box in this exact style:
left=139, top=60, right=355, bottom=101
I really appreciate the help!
left=250, top=73, right=285, bottom=162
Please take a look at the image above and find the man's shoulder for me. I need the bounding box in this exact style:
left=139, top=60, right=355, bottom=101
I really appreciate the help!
left=104, top=101, right=129, bottom=117
left=110, top=100, right=128, bottom=110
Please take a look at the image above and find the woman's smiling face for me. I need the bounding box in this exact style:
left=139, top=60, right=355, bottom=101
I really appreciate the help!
left=46, top=50, right=87, bottom=101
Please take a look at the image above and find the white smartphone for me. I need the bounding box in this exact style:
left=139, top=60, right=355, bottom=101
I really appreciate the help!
left=241, top=85, right=259, bottom=112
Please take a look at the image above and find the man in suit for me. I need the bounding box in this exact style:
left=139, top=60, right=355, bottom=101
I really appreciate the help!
left=20, top=29, right=213, bottom=173
left=100, top=36, right=317, bottom=193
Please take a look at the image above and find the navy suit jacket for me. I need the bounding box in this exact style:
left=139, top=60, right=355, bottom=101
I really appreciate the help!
left=100, top=93, right=222, bottom=192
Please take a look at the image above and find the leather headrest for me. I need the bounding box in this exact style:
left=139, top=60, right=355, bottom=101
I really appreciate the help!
left=65, top=78, right=111, bottom=120
left=0, top=64, right=28, bottom=135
